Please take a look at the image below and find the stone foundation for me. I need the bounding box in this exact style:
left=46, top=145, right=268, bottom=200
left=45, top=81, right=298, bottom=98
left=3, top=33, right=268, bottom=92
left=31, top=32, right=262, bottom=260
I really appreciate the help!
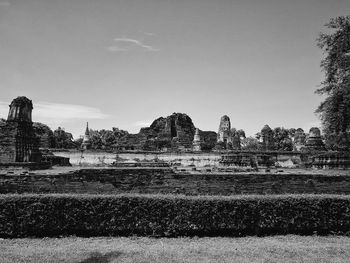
left=312, top=152, right=350, bottom=169
left=1, top=167, right=350, bottom=195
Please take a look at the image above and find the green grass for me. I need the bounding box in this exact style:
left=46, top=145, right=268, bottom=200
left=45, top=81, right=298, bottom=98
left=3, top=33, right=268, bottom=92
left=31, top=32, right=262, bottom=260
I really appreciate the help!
left=1, top=236, right=350, bottom=263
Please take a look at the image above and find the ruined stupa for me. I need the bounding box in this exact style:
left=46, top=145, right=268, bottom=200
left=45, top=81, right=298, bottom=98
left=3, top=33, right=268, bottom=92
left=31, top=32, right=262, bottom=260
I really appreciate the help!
left=304, top=127, right=326, bottom=151
left=261, top=125, right=274, bottom=151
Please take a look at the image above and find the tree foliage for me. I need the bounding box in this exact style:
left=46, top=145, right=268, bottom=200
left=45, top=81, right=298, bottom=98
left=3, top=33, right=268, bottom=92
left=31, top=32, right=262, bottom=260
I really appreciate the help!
left=85, top=128, right=130, bottom=150
left=316, top=16, right=350, bottom=149
left=241, top=137, right=261, bottom=151
left=273, top=127, right=293, bottom=151
left=252, top=127, right=295, bottom=151
left=53, top=127, right=76, bottom=149
left=33, top=122, right=55, bottom=148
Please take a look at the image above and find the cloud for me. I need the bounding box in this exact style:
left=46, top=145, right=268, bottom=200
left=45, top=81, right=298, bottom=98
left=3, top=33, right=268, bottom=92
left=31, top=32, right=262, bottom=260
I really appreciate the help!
left=0, top=101, right=110, bottom=124
left=107, top=37, right=159, bottom=52
left=0, top=2, right=10, bottom=6
left=133, top=120, right=153, bottom=127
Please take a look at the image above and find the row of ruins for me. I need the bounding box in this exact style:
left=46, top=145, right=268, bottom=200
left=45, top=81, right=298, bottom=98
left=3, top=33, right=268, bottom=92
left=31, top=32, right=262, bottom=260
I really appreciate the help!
left=0, top=96, right=341, bottom=170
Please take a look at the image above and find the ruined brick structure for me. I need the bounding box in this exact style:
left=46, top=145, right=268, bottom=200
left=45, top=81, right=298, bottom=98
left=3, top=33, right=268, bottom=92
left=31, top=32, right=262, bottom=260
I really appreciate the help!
left=304, top=127, right=326, bottom=151
left=216, top=116, right=244, bottom=150
left=0, top=97, right=41, bottom=163
left=135, top=113, right=196, bottom=151
left=261, top=125, right=275, bottom=151
left=165, top=113, right=195, bottom=149
left=217, top=115, right=232, bottom=144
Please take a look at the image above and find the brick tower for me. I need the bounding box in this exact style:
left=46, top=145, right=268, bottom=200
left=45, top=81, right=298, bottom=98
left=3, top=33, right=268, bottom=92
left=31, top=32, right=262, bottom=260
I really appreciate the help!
left=0, top=96, right=41, bottom=163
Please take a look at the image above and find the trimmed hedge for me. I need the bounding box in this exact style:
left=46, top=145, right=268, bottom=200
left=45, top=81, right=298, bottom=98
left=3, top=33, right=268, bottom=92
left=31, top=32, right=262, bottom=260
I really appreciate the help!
left=0, top=194, right=350, bottom=238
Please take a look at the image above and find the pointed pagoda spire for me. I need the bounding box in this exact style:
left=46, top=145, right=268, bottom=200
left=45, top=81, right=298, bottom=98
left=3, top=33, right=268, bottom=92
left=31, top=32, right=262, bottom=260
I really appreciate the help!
left=85, top=122, right=89, bottom=136
left=81, top=122, right=90, bottom=150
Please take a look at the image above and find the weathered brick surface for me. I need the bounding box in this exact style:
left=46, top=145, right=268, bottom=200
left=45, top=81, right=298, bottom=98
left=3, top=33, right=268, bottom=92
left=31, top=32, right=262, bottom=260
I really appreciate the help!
left=0, top=97, right=41, bottom=163
left=1, top=168, right=350, bottom=195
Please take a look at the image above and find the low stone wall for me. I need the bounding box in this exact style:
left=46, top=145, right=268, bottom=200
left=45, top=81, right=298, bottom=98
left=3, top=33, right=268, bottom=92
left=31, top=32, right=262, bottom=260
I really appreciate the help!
left=1, top=167, right=350, bottom=195
left=52, top=150, right=302, bottom=168
left=52, top=151, right=116, bottom=166
left=312, top=152, right=350, bottom=169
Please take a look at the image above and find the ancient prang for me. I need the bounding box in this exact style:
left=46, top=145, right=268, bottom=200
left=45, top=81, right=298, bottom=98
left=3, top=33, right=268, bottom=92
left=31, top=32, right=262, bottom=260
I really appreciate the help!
left=216, top=115, right=244, bottom=150
left=192, top=128, right=201, bottom=151
left=261, top=125, right=274, bottom=151
left=217, top=115, right=232, bottom=144
left=0, top=96, right=41, bottom=163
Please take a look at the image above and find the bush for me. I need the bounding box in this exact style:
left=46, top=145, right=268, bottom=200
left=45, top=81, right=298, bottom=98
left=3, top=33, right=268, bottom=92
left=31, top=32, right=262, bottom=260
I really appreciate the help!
left=0, top=194, right=350, bottom=238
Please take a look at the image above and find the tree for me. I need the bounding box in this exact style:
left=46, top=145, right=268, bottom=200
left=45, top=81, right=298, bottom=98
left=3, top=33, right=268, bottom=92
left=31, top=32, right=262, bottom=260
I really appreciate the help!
left=273, top=127, right=293, bottom=151
left=241, top=137, right=262, bottom=151
left=33, top=122, right=55, bottom=148
left=200, top=131, right=217, bottom=151
left=53, top=127, right=75, bottom=149
left=100, top=129, right=116, bottom=148
left=88, top=129, right=103, bottom=149
left=236, top=129, right=246, bottom=139
left=316, top=16, right=350, bottom=149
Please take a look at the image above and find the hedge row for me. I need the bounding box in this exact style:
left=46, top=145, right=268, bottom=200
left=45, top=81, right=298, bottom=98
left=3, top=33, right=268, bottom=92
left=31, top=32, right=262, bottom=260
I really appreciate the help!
left=1, top=194, right=350, bottom=238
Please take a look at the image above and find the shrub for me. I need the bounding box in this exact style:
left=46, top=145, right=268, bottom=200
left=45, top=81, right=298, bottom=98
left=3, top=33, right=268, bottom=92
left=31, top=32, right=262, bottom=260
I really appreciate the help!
left=0, top=194, right=350, bottom=238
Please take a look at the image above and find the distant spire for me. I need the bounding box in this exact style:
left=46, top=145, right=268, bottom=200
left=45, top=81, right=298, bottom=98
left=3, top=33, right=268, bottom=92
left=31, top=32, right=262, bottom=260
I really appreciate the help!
left=81, top=122, right=90, bottom=150
left=85, top=122, right=89, bottom=136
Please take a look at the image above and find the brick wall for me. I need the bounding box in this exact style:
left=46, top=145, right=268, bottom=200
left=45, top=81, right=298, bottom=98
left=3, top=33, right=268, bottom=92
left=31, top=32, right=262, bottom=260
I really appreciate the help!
left=1, top=168, right=350, bottom=195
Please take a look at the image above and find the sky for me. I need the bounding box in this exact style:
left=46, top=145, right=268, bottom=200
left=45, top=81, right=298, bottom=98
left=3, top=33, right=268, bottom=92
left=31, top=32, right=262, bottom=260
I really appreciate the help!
left=0, top=0, right=349, bottom=139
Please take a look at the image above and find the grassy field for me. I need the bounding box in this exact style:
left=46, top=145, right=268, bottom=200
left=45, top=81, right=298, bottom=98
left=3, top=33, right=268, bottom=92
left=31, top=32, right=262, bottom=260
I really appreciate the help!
left=1, top=235, right=350, bottom=263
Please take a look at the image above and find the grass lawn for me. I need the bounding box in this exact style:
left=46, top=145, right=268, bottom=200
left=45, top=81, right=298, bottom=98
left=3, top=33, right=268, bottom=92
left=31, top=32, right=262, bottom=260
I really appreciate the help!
left=1, top=235, right=350, bottom=263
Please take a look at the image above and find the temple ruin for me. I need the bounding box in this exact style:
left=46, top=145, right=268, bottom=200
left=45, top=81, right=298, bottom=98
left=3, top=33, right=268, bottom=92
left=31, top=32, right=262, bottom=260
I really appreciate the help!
left=304, top=127, right=326, bottom=151
left=261, top=125, right=275, bottom=151
left=217, top=115, right=232, bottom=144
left=0, top=97, right=41, bottom=163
